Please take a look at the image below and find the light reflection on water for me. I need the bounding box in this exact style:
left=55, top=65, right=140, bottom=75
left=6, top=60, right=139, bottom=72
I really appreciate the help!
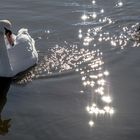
left=116, top=0, right=124, bottom=7
left=77, top=0, right=140, bottom=127
left=14, top=44, right=97, bottom=84
left=77, top=48, right=114, bottom=127
left=75, top=0, right=140, bottom=127
left=13, top=45, right=114, bottom=127
left=13, top=0, right=140, bottom=128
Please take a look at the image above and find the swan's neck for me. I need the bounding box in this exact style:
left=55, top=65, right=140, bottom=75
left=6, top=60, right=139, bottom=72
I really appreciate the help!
left=0, top=33, right=5, bottom=47
left=0, top=33, right=9, bottom=57
left=0, top=32, right=12, bottom=75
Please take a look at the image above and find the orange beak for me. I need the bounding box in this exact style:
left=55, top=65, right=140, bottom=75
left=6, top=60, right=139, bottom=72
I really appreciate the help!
left=4, top=27, right=14, bottom=46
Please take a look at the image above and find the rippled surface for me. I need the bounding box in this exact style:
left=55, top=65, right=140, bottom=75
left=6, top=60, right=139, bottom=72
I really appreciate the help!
left=1, top=0, right=140, bottom=139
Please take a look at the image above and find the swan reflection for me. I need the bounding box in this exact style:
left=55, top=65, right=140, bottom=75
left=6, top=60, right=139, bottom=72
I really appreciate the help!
left=0, top=77, right=11, bottom=135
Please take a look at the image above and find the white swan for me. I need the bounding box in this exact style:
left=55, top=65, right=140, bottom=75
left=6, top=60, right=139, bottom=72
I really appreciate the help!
left=0, top=20, right=38, bottom=77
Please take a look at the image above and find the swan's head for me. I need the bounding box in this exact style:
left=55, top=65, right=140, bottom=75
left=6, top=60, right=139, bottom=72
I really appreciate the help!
left=0, top=20, right=14, bottom=46
left=0, top=20, right=11, bottom=33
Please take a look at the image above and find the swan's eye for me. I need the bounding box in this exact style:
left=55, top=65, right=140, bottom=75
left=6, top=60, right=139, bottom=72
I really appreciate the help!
left=4, top=27, right=12, bottom=35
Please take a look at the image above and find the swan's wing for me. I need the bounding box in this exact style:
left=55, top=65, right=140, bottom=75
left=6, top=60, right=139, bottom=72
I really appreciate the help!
left=16, top=28, right=33, bottom=44
left=15, top=28, right=38, bottom=58
left=18, top=28, right=28, bottom=35
left=8, top=28, right=38, bottom=74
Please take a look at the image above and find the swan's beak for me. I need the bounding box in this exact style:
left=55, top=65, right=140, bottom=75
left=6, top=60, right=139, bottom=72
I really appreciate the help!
left=4, top=27, right=14, bottom=46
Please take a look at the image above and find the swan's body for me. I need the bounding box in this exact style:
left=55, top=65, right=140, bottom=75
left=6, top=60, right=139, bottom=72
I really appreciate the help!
left=0, top=20, right=38, bottom=77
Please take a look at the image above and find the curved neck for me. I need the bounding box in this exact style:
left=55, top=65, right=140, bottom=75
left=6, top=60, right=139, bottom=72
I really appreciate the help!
left=0, top=32, right=5, bottom=45
left=0, top=33, right=7, bottom=53
left=0, top=32, right=12, bottom=76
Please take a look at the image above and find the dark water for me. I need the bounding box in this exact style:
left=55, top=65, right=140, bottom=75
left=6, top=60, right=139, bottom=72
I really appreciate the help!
left=1, top=0, right=140, bottom=139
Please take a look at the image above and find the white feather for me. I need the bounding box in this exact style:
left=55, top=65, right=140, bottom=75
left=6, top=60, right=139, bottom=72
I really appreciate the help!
left=0, top=20, right=38, bottom=77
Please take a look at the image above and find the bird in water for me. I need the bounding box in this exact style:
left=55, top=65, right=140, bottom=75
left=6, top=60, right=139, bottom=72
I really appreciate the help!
left=0, top=20, right=38, bottom=77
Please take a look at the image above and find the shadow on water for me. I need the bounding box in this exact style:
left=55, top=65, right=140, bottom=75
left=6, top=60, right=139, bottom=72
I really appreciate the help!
left=0, top=77, right=12, bottom=136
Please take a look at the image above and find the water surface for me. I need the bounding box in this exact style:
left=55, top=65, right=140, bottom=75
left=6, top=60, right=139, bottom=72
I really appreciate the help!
left=0, top=0, right=140, bottom=139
